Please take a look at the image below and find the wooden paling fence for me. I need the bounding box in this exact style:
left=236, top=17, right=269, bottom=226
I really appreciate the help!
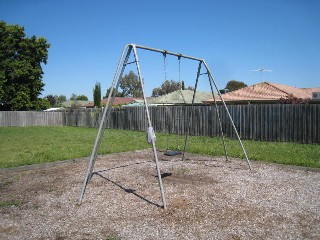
left=0, top=111, right=64, bottom=127
left=106, top=104, right=320, bottom=144
left=1, top=104, right=319, bottom=143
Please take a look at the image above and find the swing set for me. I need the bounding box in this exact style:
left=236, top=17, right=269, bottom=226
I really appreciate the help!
left=79, top=44, right=252, bottom=209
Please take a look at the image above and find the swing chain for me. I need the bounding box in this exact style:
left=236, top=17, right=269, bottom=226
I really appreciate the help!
left=163, top=51, right=168, bottom=89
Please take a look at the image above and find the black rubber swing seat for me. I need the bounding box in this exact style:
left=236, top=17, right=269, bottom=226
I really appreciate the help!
left=164, top=150, right=182, bottom=156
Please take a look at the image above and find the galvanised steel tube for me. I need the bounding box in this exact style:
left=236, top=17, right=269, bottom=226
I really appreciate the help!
left=131, top=45, right=167, bottom=209
left=207, top=71, right=229, bottom=162
left=182, top=61, right=202, bottom=161
left=132, top=44, right=204, bottom=62
left=202, top=60, right=252, bottom=171
left=79, top=44, right=133, bottom=204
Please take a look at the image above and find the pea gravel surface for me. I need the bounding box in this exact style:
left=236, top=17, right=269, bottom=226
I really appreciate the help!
left=1, top=149, right=319, bottom=239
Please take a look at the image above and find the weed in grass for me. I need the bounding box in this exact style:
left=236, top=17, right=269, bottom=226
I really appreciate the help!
left=106, top=234, right=121, bottom=240
left=180, top=167, right=191, bottom=174
left=0, top=200, right=22, bottom=208
left=0, top=176, right=19, bottom=187
left=54, top=231, right=67, bottom=240
left=32, top=204, right=40, bottom=209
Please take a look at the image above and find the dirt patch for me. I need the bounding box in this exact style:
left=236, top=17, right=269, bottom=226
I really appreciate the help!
left=1, top=149, right=319, bottom=239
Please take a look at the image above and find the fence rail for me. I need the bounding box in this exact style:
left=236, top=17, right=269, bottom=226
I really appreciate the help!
left=1, top=104, right=319, bottom=143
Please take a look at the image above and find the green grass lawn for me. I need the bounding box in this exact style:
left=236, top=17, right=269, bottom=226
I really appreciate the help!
left=0, top=126, right=319, bottom=168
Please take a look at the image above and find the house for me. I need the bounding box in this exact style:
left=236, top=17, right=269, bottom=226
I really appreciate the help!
left=81, top=97, right=141, bottom=108
left=149, top=90, right=213, bottom=105
left=203, top=82, right=320, bottom=105
left=122, top=99, right=145, bottom=107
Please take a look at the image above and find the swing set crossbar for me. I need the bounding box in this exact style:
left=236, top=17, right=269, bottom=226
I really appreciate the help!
left=133, top=44, right=203, bottom=62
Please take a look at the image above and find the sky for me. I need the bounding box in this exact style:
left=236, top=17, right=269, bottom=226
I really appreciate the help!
left=1, top=0, right=320, bottom=100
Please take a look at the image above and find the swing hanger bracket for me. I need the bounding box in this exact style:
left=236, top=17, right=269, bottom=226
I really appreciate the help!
left=162, top=50, right=167, bottom=58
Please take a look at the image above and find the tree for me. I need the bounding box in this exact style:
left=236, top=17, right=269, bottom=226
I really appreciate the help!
left=46, top=95, right=56, bottom=107
left=45, top=94, right=66, bottom=107
left=225, top=80, right=248, bottom=92
left=76, top=95, right=88, bottom=101
left=181, top=80, right=185, bottom=90
left=104, top=87, right=124, bottom=98
left=35, top=98, right=50, bottom=110
left=151, top=80, right=181, bottom=97
left=93, top=82, right=101, bottom=107
left=187, top=85, right=195, bottom=91
left=0, top=21, right=50, bottom=110
left=119, top=71, right=142, bottom=97
left=279, top=94, right=310, bottom=104
left=55, top=95, right=66, bottom=107
left=69, top=94, right=88, bottom=101
left=70, top=93, right=77, bottom=101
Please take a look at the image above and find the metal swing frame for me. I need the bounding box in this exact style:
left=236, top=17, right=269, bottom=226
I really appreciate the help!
left=78, top=43, right=252, bottom=209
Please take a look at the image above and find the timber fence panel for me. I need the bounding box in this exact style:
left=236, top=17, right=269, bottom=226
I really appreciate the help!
left=1, top=104, right=319, bottom=143
left=0, top=111, right=64, bottom=127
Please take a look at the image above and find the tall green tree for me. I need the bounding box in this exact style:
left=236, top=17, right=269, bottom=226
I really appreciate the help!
left=104, top=87, right=124, bottom=98
left=0, top=21, right=50, bottom=110
left=76, top=95, right=88, bottom=101
left=93, top=82, right=101, bottom=107
left=152, top=80, right=180, bottom=97
left=70, top=93, right=77, bottom=101
left=225, top=80, right=248, bottom=92
left=120, top=71, right=142, bottom=97
left=55, top=95, right=66, bottom=107
left=46, top=95, right=56, bottom=107
left=181, top=80, right=185, bottom=90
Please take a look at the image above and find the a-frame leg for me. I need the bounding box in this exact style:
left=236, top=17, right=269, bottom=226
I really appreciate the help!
left=132, top=45, right=167, bottom=209
left=79, top=44, right=167, bottom=209
left=78, top=45, right=133, bottom=204
left=182, top=61, right=202, bottom=161
left=181, top=61, right=229, bottom=163
left=207, top=74, right=229, bottom=162
left=203, top=61, right=252, bottom=171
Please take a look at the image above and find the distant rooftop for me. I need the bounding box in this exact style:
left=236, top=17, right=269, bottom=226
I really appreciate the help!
left=149, top=90, right=213, bottom=105
left=203, top=82, right=320, bottom=104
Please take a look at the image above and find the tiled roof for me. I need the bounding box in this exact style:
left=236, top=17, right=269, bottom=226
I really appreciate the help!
left=203, top=82, right=320, bottom=104
left=101, top=97, right=138, bottom=106
left=86, top=98, right=148, bottom=108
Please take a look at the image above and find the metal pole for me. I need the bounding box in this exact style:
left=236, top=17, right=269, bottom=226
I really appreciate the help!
left=207, top=74, right=229, bottom=162
left=202, top=60, right=252, bottom=171
left=79, top=45, right=133, bottom=204
left=182, top=60, right=202, bottom=161
left=133, top=44, right=203, bottom=62
left=131, top=44, right=167, bottom=209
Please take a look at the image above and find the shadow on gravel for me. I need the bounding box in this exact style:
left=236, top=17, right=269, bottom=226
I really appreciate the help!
left=94, top=160, right=151, bottom=174
left=94, top=172, right=162, bottom=208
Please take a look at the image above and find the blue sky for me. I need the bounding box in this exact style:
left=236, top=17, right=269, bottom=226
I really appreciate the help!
left=1, top=0, right=319, bottom=100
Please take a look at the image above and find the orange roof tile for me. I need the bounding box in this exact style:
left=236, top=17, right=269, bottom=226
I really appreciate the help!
left=203, top=82, right=320, bottom=104
left=101, top=97, right=139, bottom=106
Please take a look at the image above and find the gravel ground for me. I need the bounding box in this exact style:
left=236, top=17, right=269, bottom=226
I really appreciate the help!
left=0, top=149, right=319, bottom=239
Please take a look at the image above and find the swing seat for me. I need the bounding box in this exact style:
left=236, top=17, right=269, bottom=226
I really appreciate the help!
left=164, top=150, right=182, bottom=156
